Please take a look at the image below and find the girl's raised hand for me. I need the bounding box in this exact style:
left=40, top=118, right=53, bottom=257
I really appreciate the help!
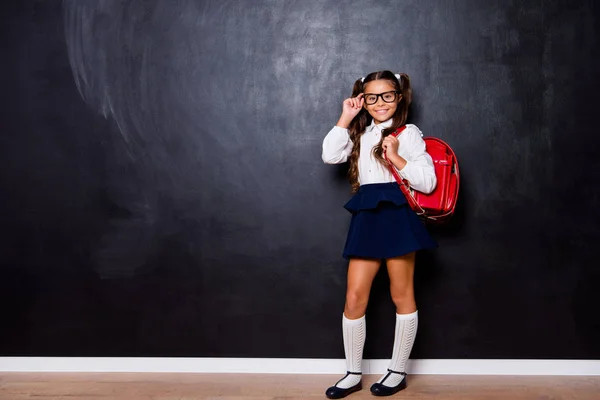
left=336, top=94, right=364, bottom=128
left=341, top=93, right=364, bottom=119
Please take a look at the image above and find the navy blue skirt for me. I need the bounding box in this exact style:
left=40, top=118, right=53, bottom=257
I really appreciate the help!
left=342, top=183, right=437, bottom=260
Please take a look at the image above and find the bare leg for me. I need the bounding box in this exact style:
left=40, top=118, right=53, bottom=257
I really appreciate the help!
left=387, top=252, right=416, bottom=314
left=344, top=257, right=382, bottom=319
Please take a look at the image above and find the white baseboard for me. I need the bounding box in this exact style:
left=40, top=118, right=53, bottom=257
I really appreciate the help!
left=1, top=358, right=599, bottom=375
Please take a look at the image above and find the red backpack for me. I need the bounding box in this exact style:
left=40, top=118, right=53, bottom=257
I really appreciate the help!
left=386, top=126, right=459, bottom=224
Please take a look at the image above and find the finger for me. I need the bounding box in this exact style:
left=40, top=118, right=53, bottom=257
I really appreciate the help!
left=355, top=94, right=364, bottom=108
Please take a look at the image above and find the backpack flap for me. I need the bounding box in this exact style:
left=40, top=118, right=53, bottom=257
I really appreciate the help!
left=416, top=138, right=453, bottom=213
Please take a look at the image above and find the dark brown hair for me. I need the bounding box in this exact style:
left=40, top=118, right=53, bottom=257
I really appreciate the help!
left=347, top=70, right=412, bottom=192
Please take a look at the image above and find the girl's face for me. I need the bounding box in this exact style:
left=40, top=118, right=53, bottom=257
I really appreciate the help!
left=363, top=79, right=401, bottom=125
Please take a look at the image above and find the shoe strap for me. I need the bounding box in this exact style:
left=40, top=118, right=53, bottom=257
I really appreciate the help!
left=333, top=371, right=362, bottom=387
left=380, top=369, right=407, bottom=385
left=387, top=368, right=407, bottom=376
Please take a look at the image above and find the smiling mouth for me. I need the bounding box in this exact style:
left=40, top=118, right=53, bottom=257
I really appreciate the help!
left=375, top=109, right=389, bottom=114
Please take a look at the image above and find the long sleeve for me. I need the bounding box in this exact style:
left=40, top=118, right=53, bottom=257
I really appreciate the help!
left=397, top=126, right=437, bottom=194
left=322, top=126, right=354, bottom=164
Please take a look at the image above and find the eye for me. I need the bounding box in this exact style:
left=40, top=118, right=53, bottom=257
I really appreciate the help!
left=382, top=92, right=396, bottom=101
left=365, top=95, right=377, bottom=103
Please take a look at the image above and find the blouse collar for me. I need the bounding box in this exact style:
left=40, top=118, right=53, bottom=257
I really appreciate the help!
left=366, top=118, right=393, bottom=132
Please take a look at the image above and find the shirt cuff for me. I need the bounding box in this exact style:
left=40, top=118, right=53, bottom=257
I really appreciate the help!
left=397, top=161, right=411, bottom=180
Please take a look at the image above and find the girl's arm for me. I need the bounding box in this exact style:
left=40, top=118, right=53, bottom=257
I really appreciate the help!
left=387, top=126, right=437, bottom=194
left=322, top=126, right=354, bottom=164
left=322, top=94, right=363, bottom=164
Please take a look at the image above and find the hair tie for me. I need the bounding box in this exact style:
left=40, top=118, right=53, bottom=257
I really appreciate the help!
left=360, top=73, right=401, bottom=83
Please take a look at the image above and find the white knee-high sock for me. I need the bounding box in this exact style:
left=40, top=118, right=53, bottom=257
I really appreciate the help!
left=334, top=314, right=366, bottom=389
left=378, top=311, right=418, bottom=387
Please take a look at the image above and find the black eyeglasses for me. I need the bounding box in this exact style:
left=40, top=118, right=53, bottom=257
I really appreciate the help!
left=364, top=91, right=400, bottom=105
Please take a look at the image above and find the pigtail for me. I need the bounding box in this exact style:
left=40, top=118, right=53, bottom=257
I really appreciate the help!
left=397, top=73, right=412, bottom=109
left=347, top=79, right=371, bottom=192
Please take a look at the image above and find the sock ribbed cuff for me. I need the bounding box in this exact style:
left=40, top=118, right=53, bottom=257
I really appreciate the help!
left=343, top=314, right=366, bottom=325
left=396, top=310, right=418, bottom=320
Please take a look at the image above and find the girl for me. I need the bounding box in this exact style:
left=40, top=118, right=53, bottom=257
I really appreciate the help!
left=322, top=70, right=437, bottom=398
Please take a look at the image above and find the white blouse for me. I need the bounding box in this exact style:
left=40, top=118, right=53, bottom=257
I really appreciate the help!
left=322, top=119, right=437, bottom=194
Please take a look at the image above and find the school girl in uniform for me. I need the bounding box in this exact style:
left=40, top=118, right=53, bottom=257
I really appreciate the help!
left=321, top=70, right=437, bottom=398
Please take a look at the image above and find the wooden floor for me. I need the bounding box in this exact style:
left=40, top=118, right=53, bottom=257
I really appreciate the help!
left=1, top=373, right=599, bottom=399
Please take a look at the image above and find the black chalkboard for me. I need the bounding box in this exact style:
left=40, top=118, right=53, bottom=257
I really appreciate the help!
left=1, top=0, right=599, bottom=359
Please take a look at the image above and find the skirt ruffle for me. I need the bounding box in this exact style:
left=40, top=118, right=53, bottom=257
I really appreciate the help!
left=343, top=182, right=408, bottom=213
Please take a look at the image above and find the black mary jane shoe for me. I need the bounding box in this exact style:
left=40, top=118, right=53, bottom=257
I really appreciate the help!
left=369, top=369, right=407, bottom=396
left=325, top=371, right=362, bottom=399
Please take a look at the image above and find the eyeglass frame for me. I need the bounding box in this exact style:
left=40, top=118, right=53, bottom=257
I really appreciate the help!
left=363, top=90, right=401, bottom=105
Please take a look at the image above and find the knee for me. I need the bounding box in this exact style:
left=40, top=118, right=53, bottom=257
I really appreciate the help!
left=390, top=286, right=414, bottom=309
left=345, top=290, right=369, bottom=318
